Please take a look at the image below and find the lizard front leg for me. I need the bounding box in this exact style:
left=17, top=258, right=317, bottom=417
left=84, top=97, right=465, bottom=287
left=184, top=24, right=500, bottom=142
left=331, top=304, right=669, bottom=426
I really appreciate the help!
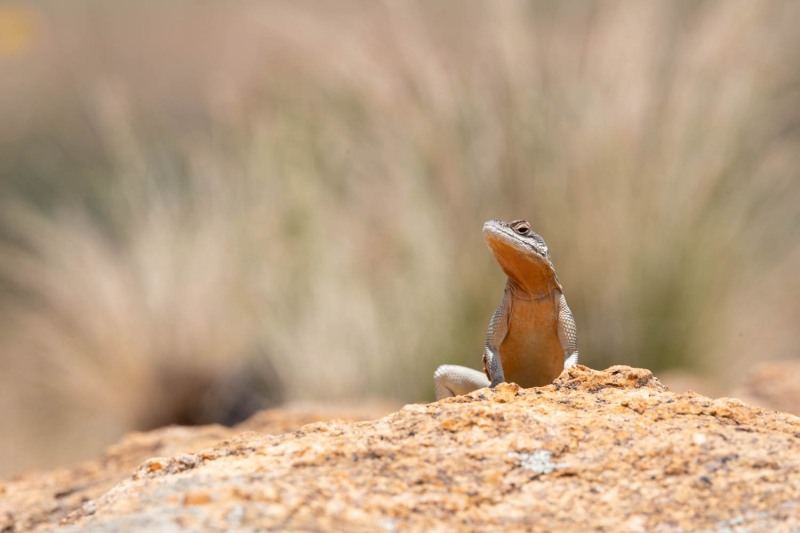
left=484, top=287, right=511, bottom=387
left=432, top=289, right=511, bottom=400
left=556, top=290, right=579, bottom=368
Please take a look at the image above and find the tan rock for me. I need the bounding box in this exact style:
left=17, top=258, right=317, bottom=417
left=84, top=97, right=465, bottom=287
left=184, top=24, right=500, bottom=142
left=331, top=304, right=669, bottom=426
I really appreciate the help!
left=4, top=366, right=800, bottom=531
left=0, top=403, right=393, bottom=532
left=734, top=359, right=800, bottom=416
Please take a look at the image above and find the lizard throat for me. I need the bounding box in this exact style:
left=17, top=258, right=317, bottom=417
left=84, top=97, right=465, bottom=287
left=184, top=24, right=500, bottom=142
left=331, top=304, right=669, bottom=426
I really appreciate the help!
left=506, top=278, right=551, bottom=301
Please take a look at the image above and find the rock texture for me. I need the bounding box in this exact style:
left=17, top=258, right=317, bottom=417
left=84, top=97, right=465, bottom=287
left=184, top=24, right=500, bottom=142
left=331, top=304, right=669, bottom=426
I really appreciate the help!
left=0, top=403, right=395, bottom=532
left=735, top=360, right=800, bottom=417
left=4, top=365, right=800, bottom=532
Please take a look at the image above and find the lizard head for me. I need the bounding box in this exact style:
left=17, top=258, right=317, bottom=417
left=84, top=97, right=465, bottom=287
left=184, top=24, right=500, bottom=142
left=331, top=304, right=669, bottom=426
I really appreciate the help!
left=482, top=219, right=561, bottom=294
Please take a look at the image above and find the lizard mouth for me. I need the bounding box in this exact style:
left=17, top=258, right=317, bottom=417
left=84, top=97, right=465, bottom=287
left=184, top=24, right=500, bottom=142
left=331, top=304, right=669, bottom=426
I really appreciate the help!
left=482, top=219, right=561, bottom=293
left=482, top=221, right=549, bottom=260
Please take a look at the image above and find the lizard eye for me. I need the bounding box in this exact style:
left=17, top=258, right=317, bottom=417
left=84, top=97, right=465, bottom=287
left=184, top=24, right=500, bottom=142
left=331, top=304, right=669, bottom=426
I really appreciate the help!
left=514, top=223, right=530, bottom=235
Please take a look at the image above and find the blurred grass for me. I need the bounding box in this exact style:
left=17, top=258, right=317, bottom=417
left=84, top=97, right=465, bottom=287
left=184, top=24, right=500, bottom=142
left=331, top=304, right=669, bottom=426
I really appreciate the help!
left=0, top=0, right=799, bottom=474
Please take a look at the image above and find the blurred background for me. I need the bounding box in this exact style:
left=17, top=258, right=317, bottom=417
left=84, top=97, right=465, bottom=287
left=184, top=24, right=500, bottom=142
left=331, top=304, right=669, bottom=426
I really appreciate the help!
left=0, top=0, right=798, bottom=476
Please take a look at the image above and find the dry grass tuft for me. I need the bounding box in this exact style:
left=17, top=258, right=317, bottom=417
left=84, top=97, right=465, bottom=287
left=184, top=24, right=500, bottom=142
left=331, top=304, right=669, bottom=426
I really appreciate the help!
left=0, top=0, right=798, bottom=474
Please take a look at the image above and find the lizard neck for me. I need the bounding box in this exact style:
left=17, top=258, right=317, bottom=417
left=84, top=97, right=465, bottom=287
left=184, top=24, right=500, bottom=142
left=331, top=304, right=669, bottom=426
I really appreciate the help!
left=498, top=253, right=560, bottom=297
left=506, top=278, right=551, bottom=301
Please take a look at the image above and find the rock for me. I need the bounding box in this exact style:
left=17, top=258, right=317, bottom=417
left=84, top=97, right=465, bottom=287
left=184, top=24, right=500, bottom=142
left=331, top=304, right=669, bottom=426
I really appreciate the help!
left=5, top=366, right=800, bottom=531
left=0, top=403, right=395, bottom=532
left=734, top=360, right=800, bottom=416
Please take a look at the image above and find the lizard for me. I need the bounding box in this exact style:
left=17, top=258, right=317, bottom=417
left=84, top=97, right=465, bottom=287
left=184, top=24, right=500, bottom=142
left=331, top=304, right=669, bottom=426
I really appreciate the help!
left=433, top=219, right=579, bottom=400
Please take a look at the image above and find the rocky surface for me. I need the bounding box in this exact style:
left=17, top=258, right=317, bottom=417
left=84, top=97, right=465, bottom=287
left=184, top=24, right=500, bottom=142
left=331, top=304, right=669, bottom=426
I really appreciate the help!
left=735, top=360, right=800, bottom=417
left=3, top=365, right=800, bottom=532
left=0, top=403, right=395, bottom=532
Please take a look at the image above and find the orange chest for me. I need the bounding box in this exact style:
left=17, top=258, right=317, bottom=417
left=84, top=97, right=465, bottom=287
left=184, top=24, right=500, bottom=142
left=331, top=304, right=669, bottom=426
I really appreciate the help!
left=498, top=295, right=564, bottom=388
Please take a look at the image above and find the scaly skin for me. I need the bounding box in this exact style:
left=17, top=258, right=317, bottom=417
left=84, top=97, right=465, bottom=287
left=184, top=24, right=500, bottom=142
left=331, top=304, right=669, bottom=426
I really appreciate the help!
left=434, top=220, right=578, bottom=400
